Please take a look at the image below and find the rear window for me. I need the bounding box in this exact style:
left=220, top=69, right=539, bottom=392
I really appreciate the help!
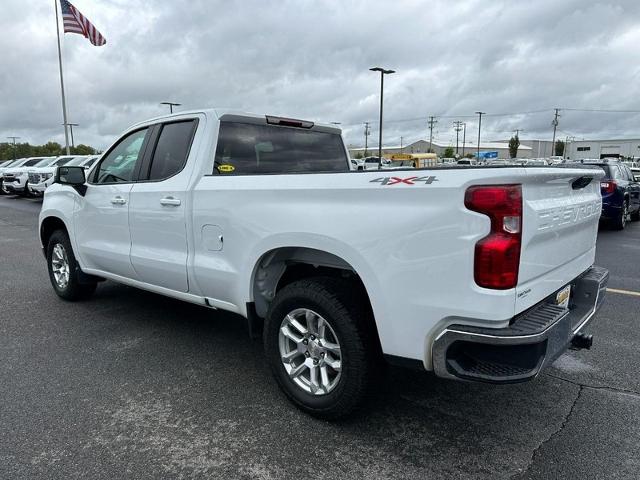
left=147, top=120, right=196, bottom=181
left=213, top=122, right=348, bottom=175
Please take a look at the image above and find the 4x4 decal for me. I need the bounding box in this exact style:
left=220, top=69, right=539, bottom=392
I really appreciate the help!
left=370, top=176, right=438, bottom=186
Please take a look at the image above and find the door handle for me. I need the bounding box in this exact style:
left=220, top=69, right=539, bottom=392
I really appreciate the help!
left=110, top=196, right=127, bottom=205
left=160, top=196, right=181, bottom=206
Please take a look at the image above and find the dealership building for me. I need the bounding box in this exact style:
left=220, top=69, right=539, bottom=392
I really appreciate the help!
left=565, top=138, right=640, bottom=160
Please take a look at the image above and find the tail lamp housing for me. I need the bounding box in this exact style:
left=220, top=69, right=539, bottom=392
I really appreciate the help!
left=465, top=185, right=522, bottom=289
left=600, top=181, right=616, bottom=194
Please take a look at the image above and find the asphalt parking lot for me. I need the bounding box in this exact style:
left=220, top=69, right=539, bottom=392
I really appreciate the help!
left=1, top=195, right=639, bottom=480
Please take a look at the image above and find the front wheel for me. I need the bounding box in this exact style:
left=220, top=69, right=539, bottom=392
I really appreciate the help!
left=47, top=230, right=97, bottom=300
left=264, top=277, right=374, bottom=419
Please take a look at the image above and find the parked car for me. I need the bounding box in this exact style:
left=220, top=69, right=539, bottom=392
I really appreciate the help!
left=0, top=158, right=26, bottom=195
left=29, top=156, right=95, bottom=196
left=356, top=156, right=390, bottom=170
left=2, top=157, right=54, bottom=195
left=568, top=160, right=640, bottom=229
left=40, top=109, right=608, bottom=418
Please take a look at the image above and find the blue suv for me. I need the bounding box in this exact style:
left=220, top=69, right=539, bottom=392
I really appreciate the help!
left=573, top=160, right=640, bottom=230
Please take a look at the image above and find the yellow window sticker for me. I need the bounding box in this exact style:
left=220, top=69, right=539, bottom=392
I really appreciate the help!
left=218, top=164, right=235, bottom=173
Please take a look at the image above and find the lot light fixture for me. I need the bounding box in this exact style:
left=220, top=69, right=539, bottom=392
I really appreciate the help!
left=161, top=102, right=181, bottom=113
left=370, top=67, right=395, bottom=168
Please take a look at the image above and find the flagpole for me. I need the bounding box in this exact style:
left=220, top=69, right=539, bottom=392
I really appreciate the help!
left=55, top=0, right=71, bottom=155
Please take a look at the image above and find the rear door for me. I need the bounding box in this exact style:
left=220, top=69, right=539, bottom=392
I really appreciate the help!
left=516, top=167, right=604, bottom=312
left=128, top=118, right=200, bottom=292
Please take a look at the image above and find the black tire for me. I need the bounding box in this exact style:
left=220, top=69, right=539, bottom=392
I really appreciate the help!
left=22, top=182, right=32, bottom=198
left=613, top=200, right=629, bottom=230
left=264, top=277, right=375, bottom=420
left=46, top=229, right=97, bottom=301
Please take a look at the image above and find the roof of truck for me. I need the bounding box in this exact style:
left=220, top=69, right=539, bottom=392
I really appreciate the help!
left=129, top=108, right=341, bottom=133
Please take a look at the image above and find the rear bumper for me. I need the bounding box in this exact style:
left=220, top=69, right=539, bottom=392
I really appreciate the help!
left=432, top=265, right=609, bottom=384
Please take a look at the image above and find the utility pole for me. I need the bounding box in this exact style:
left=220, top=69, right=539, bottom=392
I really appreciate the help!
left=7, top=136, right=20, bottom=160
left=551, top=108, right=560, bottom=157
left=475, top=112, right=485, bottom=159
left=453, top=121, right=463, bottom=155
left=400, top=136, right=403, bottom=153
left=363, top=122, right=371, bottom=157
left=427, top=116, right=437, bottom=153
left=514, top=129, right=524, bottom=138
left=462, top=123, right=466, bottom=156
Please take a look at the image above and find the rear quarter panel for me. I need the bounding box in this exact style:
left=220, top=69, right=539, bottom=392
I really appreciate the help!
left=190, top=167, right=531, bottom=367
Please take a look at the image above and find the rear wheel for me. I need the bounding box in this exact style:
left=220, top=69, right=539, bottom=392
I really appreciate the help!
left=613, top=200, right=628, bottom=230
left=264, top=277, right=374, bottom=419
left=47, top=230, right=97, bottom=300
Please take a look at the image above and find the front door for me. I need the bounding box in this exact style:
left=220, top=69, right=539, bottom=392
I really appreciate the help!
left=74, top=127, right=150, bottom=278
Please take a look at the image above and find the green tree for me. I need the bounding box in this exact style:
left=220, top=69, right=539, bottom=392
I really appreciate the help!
left=509, top=135, right=520, bottom=158
left=354, top=152, right=363, bottom=159
left=465, top=153, right=474, bottom=159
left=443, top=147, right=455, bottom=158
left=555, top=140, right=565, bottom=156
left=71, top=144, right=96, bottom=155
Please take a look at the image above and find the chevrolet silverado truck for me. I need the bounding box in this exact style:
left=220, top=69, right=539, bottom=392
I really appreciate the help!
left=39, top=109, right=609, bottom=418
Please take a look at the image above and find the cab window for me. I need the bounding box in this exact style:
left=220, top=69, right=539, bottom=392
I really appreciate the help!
left=146, top=120, right=196, bottom=181
left=94, top=129, right=148, bottom=184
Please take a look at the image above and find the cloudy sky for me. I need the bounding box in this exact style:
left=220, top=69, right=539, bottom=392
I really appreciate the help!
left=1, top=0, right=640, bottom=150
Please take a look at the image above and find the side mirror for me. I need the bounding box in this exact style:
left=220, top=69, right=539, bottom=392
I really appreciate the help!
left=55, top=166, right=87, bottom=196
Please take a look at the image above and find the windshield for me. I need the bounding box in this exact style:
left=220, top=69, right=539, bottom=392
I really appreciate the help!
left=65, top=157, right=86, bottom=166
left=50, top=157, right=75, bottom=167
left=24, top=158, right=47, bottom=167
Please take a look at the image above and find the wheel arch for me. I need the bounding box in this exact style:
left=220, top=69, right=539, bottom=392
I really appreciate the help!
left=40, top=216, right=69, bottom=252
left=248, top=244, right=384, bottom=353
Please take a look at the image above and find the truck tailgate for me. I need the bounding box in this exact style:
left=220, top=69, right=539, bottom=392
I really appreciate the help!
left=516, top=167, right=604, bottom=313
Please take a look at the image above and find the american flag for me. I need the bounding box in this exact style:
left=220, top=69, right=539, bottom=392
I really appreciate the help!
left=60, top=0, right=106, bottom=46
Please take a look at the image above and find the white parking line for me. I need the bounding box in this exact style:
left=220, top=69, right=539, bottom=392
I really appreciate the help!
left=607, top=288, right=640, bottom=297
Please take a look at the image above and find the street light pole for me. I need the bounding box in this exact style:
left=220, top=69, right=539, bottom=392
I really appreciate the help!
left=370, top=67, right=395, bottom=168
left=160, top=101, right=181, bottom=113
left=64, top=123, right=79, bottom=149
left=7, top=136, right=20, bottom=160
left=475, top=112, right=485, bottom=159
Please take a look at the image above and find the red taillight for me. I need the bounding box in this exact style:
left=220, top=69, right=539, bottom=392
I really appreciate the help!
left=465, top=185, right=522, bottom=289
left=600, top=181, right=616, bottom=194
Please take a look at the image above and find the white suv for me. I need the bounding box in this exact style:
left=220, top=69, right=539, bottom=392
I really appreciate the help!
left=29, top=156, right=95, bottom=196
left=2, top=157, right=54, bottom=195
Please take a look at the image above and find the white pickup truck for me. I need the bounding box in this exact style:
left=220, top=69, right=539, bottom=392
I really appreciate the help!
left=39, top=109, right=609, bottom=418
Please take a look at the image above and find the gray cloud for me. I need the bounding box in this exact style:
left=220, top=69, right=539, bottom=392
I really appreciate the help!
left=1, top=0, right=640, bottom=150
